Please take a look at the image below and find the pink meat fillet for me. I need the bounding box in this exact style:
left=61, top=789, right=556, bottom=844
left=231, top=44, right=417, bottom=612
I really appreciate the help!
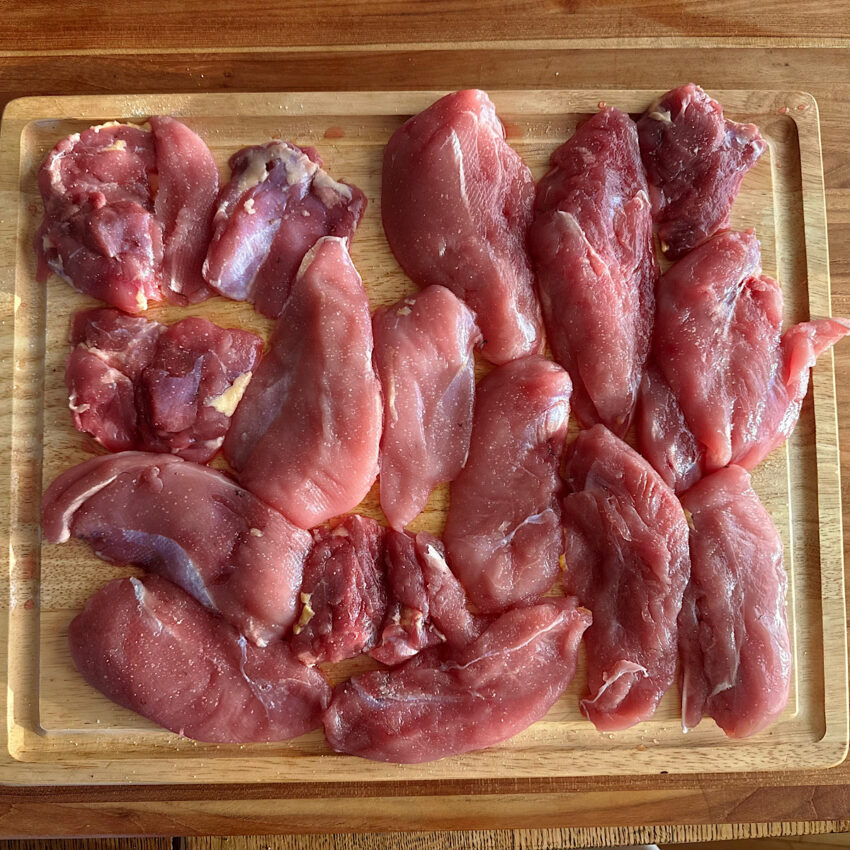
left=443, top=355, right=571, bottom=613
left=637, top=230, right=850, bottom=492
left=36, top=118, right=218, bottom=311
left=561, top=425, right=691, bottom=731
left=66, top=308, right=262, bottom=463
left=637, top=83, right=766, bottom=259
left=223, top=236, right=382, bottom=529
left=678, top=465, right=791, bottom=738
left=70, top=575, right=330, bottom=743
left=324, top=598, right=591, bottom=763
left=203, top=141, right=366, bottom=318
left=290, top=515, right=387, bottom=666
left=530, top=107, right=657, bottom=436
left=373, top=285, right=480, bottom=530
left=381, top=90, right=543, bottom=365
left=41, top=452, right=311, bottom=646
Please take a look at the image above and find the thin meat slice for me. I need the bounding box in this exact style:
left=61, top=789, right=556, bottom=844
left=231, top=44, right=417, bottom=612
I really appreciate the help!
left=678, top=465, right=791, bottom=738
left=561, top=425, right=691, bottom=731
left=290, top=515, right=387, bottom=666
left=637, top=83, right=766, bottom=259
left=223, top=236, right=382, bottom=529
left=42, top=452, right=312, bottom=646
left=324, top=598, right=591, bottom=763
left=530, top=107, right=657, bottom=436
left=70, top=575, right=330, bottom=743
left=443, top=356, right=571, bottom=613
left=372, top=285, right=480, bottom=530
left=203, top=141, right=366, bottom=318
left=66, top=308, right=262, bottom=463
left=382, top=90, right=543, bottom=365
left=637, top=230, right=850, bottom=492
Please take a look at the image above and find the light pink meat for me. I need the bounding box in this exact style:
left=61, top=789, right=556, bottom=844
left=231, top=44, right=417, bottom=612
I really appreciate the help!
left=66, top=308, right=262, bottom=463
left=42, top=452, right=311, bottom=646
left=529, top=107, right=657, bottom=436
left=443, top=355, right=571, bottom=613
left=637, top=83, right=766, bottom=259
left=372, top=286, right=480, bottom=530
left=324, top=598, right=591, bottom=763
left=203, top=141, right=366, bottom=318
left=70, top=575, right=330, bottom=743
left=290, top=515, right=387, bottom=666
left=637, top=230, right=850, bottom=492
left=381, top=90, right=543, bottom=365
left=678, top=465, right=791, bottom=738
left=561, top=425, right=691, bottom=731
left=223, top=236, right=382, bottom=529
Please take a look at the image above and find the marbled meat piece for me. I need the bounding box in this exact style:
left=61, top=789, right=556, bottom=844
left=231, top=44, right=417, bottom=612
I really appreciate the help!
left=324, top=598, right=591, bottom=763
left=637, top=83, right=766, bottom=259
left=70, top=575, right=330, bottom=742
left=678, top=465, right=791, bottom=738
left=529, top=107, right=657, bottom=436
left=66, top=308, right=262, bottom=463
left=637, top=230, right=850, bottom=492
left=372, top=285, right=480, bottom=530
left=290, top=515, right=387, bottom=666
left=203, top=141, right=366, bottom=318
left=382, top=90, right=543, bottom=365
left=561, top=425, right=691, bottom=731
left=42, top=452, right=312, bottom=646
left=223, top=236, right=382, bottom=529
left=443, top=355, right=571, bottom=613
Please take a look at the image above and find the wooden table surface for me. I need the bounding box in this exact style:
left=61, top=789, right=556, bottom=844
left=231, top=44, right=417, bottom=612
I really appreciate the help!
left=2, top=0, right=850, bottom=845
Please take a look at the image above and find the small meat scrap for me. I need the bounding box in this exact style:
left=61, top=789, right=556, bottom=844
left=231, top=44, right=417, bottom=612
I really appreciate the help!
left=372, top=285, right=480, bottom=530
left=36, top=118, right=218, bottom=311
left=223, top=236, right=382, bottom=529
left=443, top=355, right=571, bottom=613
left=637, top=230, right=850, bottom=492
left=678, top=466, right=791, bottom=738
left=203, top=141, right=366, bottom=318
left=290, top=515, right=387, bottom=666
left=67, top=308, right=262, bottom=463
left=324, top=598, right=591, bottom=763
left=637, top=83, right=766, bottom=259
left=70, top=575, right=330, bottom=743
left=530, top=107, right=657, bottom=436
left=561, top=425, right=691, bottom=731
left=382, top=90, right=543, bottom=365
left=42, top=452, right=312, bottom=646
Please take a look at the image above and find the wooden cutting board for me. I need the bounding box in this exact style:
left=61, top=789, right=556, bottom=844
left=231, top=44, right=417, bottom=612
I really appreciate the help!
left=0, top=89, right=846, bottom=786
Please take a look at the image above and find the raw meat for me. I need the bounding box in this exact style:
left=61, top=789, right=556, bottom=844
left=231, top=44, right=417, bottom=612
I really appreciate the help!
left=678, top=465, right=791, bottom=738
left=637, top=230, right=850, bottom=492
left=203, top=141, right=366, bottom=318
left=381, top=90, right=543, bottom=365
left=324, top=598, right=591, bottom=763
left=66, top=308, right=262, bottom=463
left=561, top=425, right=691, bottom=731
left=70, top=575, right=330, bottom=743
left=290, top=515, right=387, bottom=666
left=41, top=452, right=312, bottom=646
left=443, top=355, right=571, bottom=613
left=530, top=107, right=657, bottom=436
left=36, top=118, right=218, bottom=311
left=372, top=285, right=480, bottom=530
left=223, top=236, right=382, bottom=529
left=637, top=83, right=766, bottom=259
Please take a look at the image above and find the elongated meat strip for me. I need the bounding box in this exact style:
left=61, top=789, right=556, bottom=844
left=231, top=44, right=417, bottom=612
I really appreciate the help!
left=372, top=285, right=480, bottom=530
left=70, top=575, right=330, bottom=743
left=382, top=90, right=543, bottom=365
left=561, top=425, right=691, bottom=731
left=42, top=452, right=311, bottom=646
